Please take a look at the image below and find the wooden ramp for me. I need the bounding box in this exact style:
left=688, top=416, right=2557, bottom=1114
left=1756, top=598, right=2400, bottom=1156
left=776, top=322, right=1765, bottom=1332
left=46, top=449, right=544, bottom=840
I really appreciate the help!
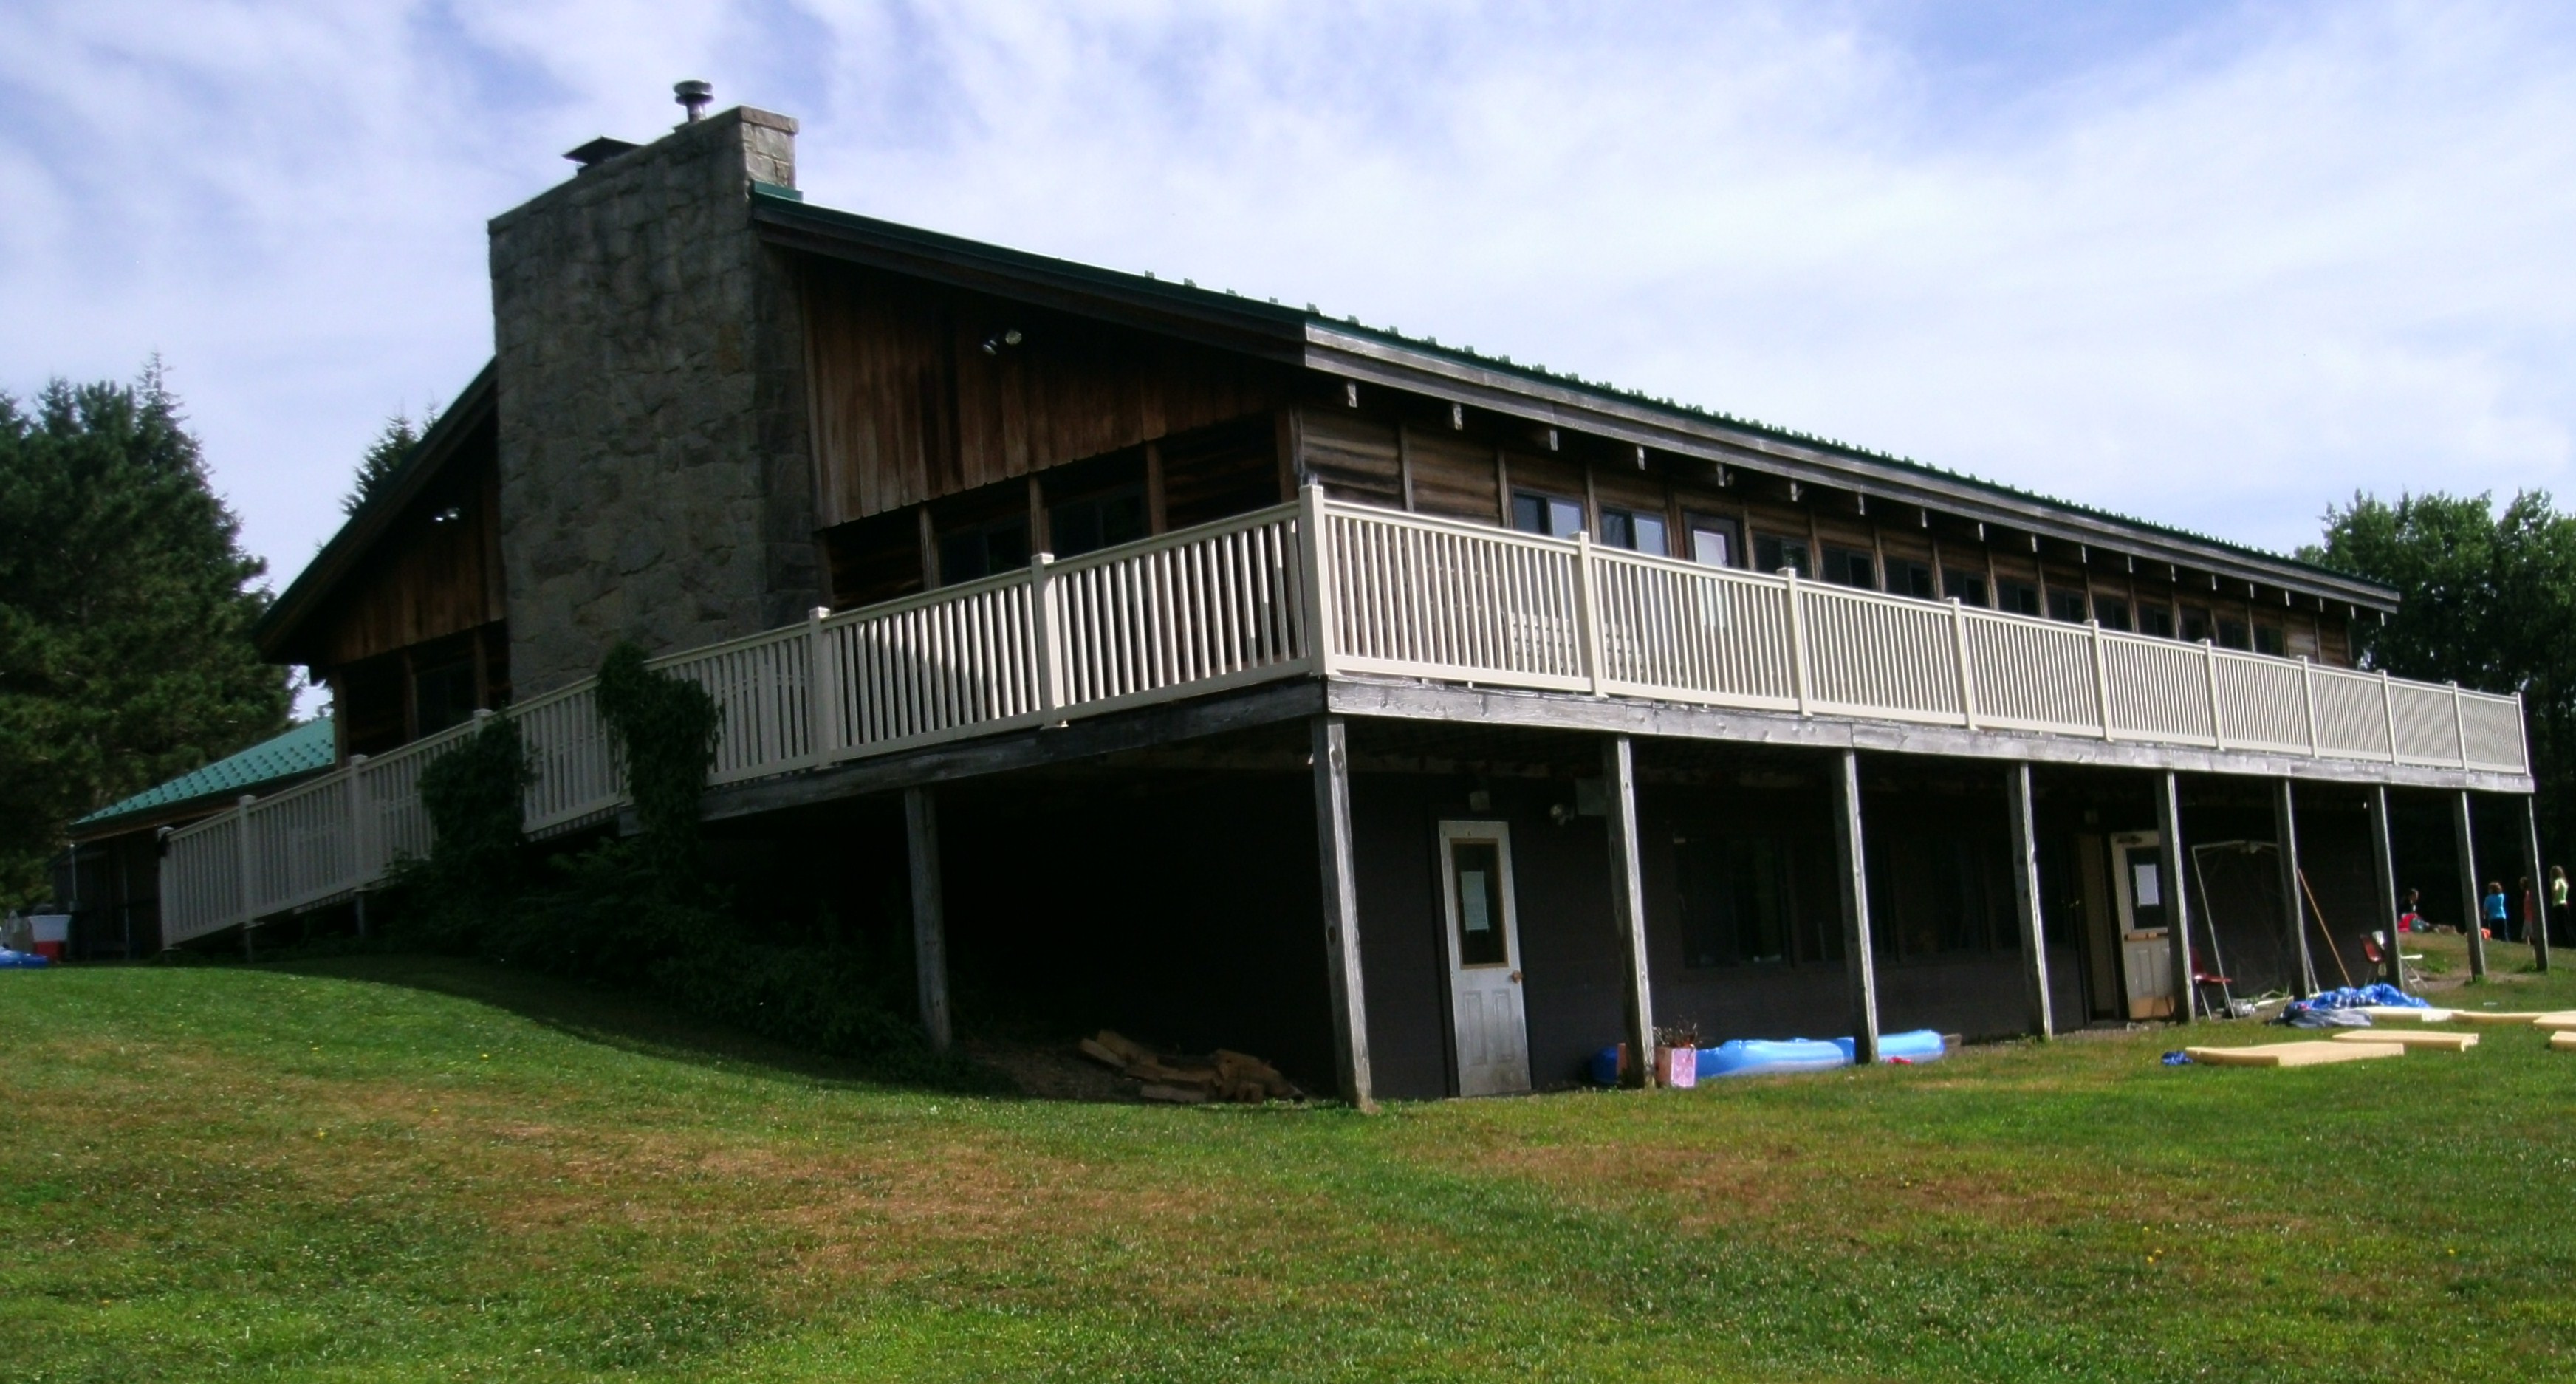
left=2529, top=1013, right=2576, bottom=1032
left=2186, top=1041, right=2408, bottom=1068
left=2454, top=1010, right=2553, bottom=1025
left=2551, top=1031, right=2576, bottom=1052
left=2330, top=1030, right=2477, bottom=1051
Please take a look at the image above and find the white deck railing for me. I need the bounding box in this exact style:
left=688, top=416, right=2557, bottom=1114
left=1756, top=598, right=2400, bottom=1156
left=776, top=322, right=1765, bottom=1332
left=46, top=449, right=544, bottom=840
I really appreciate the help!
left=160, top=490, right=2527, bottom=945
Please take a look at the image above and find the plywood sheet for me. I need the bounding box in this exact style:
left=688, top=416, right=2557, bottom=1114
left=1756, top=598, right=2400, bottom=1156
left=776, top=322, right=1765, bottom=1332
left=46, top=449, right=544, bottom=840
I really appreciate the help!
left=2453, top=1010, right=2552, bottom=1025
left=2529, top=1013, right=2576, bottom=1032
left=2551, top=1031, right=2576, bottom=1052
left=2185, top=1041, right=2406, bottom=1067
left=2329, top=1030, right=2477, bottom=1050
left=2359, top=1006, right=2456, bottom=1023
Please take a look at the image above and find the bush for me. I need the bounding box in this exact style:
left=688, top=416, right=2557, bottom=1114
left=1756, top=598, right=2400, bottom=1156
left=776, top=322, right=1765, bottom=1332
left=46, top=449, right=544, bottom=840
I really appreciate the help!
left=380, top=644, right=992, bottom=1089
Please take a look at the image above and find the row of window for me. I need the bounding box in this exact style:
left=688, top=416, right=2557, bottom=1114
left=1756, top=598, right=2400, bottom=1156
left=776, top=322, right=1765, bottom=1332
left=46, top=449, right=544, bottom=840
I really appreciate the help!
left=1508, top=489, right=2300, bottom=655
left=936, top=484, right=1150, bottom=584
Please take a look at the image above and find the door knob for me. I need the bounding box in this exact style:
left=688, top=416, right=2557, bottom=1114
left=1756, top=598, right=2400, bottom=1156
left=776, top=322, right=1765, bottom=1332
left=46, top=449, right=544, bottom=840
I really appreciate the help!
left=1509, top=970, right=1523, bottom=984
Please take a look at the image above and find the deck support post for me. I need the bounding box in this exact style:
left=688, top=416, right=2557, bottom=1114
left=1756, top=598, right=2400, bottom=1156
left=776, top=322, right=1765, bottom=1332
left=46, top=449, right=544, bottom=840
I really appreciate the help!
left=1311, top=715, right=1376, bottom=1110
left=1829, top=750, right=1880, bottom=1065
left=1603, top=736, right=1657, bottom=1086
left=2006, top=763, right=2052, bottom=1038
left=2454, top=791, right=2487, bottom=980
left=236, top=794, right=256, bottom=962
left=2521, top=796, right=2550, bottom=972
left=2157, top=772, right=2196, bottom=1023
left=2368, top=787, right=2403, bottom=987
left=904, top=787, right=953, bottom=1052
left=2274, top=780, right=2318, bottom=995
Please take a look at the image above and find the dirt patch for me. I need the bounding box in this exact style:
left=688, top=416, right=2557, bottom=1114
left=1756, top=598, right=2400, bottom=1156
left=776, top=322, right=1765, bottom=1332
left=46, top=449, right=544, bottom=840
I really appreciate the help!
left=962, top=1038, right=1146, bottom=1102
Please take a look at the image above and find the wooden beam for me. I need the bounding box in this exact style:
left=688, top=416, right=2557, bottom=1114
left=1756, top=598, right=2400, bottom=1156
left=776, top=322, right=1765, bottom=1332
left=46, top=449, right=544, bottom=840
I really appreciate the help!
left=2368, top=786, right=2403, bottom=987
left=1602, top=736, right=1657, bottom=1086
left=2454, top=791, right=2487, bottom=980
left=1830, top=749, right=1880, bottom=1063
left=2007, top=762, right=2052, bottom=1038
left=1143, top=439, right=1167, bottom=534
left=904, top=787, right=952, bottom=1051
left=2274, top=780, right=2318, bottom=995
left=2522, top=795, right=2551, bottom=972
left=2157, top=772, right=2196, bottom=1024
left=1320, top=680, right=2534, bottom=795
left=1310, top=715, right=1376, bottom=1110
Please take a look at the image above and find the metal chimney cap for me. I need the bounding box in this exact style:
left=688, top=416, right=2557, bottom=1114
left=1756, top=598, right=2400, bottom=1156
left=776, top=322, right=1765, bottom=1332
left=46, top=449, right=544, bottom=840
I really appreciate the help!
left=674, top=80, right=713, bottom=123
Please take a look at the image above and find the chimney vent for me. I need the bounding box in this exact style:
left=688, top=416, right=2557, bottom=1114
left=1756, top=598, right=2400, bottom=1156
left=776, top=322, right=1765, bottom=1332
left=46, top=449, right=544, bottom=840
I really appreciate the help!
left=564, top=137, right=640, bottom=172
left=674, top=80, right=713, bottom=125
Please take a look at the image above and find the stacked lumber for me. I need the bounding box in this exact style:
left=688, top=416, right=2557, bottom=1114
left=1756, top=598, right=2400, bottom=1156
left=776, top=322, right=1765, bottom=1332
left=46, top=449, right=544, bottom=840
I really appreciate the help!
left=2328, top=1030, right=2477, bottom=1050
left=1078, top=1030, right=1304, bottom=1105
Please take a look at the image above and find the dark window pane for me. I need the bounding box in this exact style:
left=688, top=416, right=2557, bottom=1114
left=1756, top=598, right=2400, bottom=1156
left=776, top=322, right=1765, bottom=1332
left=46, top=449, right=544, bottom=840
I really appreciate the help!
left=1891, top=561, right=1936, bottom=598
left=938, top=516, right=1030, bottom=585
left=2047, top=589, right=2087, bottom=623
left=1450, top=840, right=1508, bottom=967
left=1998, top=580, right=2041, bottom=615
left=414, top=662, right=478, bottom=736
left=1600, top=509, right=1634, bottom=549
left=2095, top=597, right=2131, bottom=631
left=1822, top=546, right=1874, bottom=589
left=1512, top=492, right=1547, bottom=535
left=1754, top=534, right=1811, bottom=578
left=1047, top=485, right=1147, bottom=558
left=2182, top=606, right=2213, bottom=643
left=2253, top=624, right=2283, bottom=656
left=2218, top=618, right=2250, bottom=650
left=1943, top=569, right=1989, bottom=606
left=2139, top=606, right=2174, bottom=638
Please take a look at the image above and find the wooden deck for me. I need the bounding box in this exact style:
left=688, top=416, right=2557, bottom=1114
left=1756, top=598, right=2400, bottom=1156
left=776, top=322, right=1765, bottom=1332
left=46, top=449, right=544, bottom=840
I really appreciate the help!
left=160, top=490, right=2530, bottom=946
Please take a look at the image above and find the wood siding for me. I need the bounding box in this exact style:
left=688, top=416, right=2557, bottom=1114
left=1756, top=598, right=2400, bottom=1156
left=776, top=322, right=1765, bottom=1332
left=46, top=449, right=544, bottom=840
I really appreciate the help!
left=804, top=261, right=1295, bottom=524
left=306, top=422, right=507, bottom=674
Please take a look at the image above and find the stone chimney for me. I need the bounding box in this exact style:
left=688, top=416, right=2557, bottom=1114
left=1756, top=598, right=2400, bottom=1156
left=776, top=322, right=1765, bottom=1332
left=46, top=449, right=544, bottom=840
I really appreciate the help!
left=487, top=103, right=818, bottom=696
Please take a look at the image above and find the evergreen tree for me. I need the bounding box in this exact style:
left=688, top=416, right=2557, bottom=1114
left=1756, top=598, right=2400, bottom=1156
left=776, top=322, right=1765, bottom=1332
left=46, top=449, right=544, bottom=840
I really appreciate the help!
left=0, top=364, right=291, bottom=906
left=343, top=410, right=428, bottom=515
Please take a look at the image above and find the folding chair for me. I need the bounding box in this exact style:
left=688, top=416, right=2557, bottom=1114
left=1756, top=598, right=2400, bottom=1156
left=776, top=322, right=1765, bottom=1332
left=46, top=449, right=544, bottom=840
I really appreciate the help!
left=2363, top=932, right=2422, bottom=990
left=2190, top=962, right=2236, bottom=1019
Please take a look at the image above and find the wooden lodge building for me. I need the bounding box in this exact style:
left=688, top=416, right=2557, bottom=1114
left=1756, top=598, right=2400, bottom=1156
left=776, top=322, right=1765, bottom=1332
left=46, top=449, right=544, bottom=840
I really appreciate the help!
left=169, top=99, right=2541, bottom=1103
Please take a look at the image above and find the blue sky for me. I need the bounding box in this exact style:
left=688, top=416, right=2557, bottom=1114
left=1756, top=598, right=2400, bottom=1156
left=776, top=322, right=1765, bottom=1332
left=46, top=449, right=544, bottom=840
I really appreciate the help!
left=4, top=0, right=2572, bottom=600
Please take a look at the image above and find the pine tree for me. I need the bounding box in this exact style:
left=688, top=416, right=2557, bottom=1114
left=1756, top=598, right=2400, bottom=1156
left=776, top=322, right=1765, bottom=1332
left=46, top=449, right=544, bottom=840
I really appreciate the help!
left=343, top=407, right=434, bottom=515
left=0, top=363, right=292, bottom=906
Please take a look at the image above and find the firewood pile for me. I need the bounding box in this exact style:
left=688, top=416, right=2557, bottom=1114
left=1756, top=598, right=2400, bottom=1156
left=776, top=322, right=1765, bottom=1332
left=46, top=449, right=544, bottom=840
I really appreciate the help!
left=1078, top=1030, right=1304, bottom=1104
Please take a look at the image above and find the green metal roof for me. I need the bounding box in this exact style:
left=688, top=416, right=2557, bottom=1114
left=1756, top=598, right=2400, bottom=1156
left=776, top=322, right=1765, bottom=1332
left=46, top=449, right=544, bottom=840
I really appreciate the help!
left=75, top=718, right=337, bottom=830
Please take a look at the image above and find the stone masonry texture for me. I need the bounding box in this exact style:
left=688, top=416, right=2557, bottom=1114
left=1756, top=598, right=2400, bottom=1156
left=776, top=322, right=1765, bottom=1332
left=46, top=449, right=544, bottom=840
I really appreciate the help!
left=489, top=106, right=818, bottom=696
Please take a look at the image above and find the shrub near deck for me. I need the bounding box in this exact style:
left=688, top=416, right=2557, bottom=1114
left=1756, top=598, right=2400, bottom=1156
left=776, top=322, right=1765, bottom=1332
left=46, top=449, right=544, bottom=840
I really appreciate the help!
left=4, top=956, right=2575, bottom=1383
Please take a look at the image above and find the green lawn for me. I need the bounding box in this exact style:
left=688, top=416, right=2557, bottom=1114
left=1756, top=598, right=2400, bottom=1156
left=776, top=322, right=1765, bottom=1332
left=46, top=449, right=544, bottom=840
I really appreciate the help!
left=4, top=952, right=2575, bottom=1383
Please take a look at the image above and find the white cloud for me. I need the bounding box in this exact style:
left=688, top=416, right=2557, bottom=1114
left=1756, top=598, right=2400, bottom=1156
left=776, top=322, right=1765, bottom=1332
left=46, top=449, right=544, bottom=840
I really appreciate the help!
left=1, top=0, right=2569, bottom=599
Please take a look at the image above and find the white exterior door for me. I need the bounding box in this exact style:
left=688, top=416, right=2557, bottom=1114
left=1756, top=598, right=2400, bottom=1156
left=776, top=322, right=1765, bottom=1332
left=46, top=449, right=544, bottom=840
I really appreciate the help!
left=2111, top=830, right=2176, bottom=1019
left=1439, top=821, right=1531, bottom=1097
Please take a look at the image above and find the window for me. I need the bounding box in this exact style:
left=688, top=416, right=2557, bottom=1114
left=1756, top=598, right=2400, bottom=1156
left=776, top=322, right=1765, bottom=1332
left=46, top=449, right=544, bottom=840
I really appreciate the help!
left=2138, top=605, right=2174, bottom=639
left=413, top=660, right=479, bottom=737
left=938, top=514, right=1030, bottom=585
left=1942, top=569, right=1990, bottom=607
left=1753, top=533, right=1812, bottom=578
left=2094, top=597, right=2131, bottom=632
left=1822, top=545, right=1876, bottom=589
left=1888, top=560, right=1937, bottom=599
left=1448, top=839, right=1509, bottom=967
left=2253, top=624, right=2283, bottom=657
left=1512, top=490, right=1586, bottom=538
left=1676, top=834, right=1839, bottom=967
left=2181, top=606, right=2213, bottom=643
left=2216, top=617, right=2251, bottom=650
left=1599, top=506, right=1668, bottom=556
left=1047, top=484, right=1147, bottom=558
left=1685, top=513, right=1741, bottom=567
left=1996, top=579, right=2041, bottom=616
left=2046, top=588, right=2088, bottom=623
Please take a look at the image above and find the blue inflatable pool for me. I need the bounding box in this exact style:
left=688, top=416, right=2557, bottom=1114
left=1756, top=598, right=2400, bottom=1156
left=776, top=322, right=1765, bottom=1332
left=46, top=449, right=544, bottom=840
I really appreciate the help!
left=1699, top=1029, right=1946, bottom=1078
left=0, top=948, right=48, bottom=969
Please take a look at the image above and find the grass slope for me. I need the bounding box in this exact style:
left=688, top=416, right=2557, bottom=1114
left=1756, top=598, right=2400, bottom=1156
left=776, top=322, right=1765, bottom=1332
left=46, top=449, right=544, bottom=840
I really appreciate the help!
left=4, top=939, right=2574, bottom=1383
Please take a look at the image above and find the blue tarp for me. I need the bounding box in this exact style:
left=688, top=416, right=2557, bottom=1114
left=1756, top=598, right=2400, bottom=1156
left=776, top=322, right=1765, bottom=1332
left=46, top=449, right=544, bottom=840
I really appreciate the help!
left=0, top=949, right=49, bottom=968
